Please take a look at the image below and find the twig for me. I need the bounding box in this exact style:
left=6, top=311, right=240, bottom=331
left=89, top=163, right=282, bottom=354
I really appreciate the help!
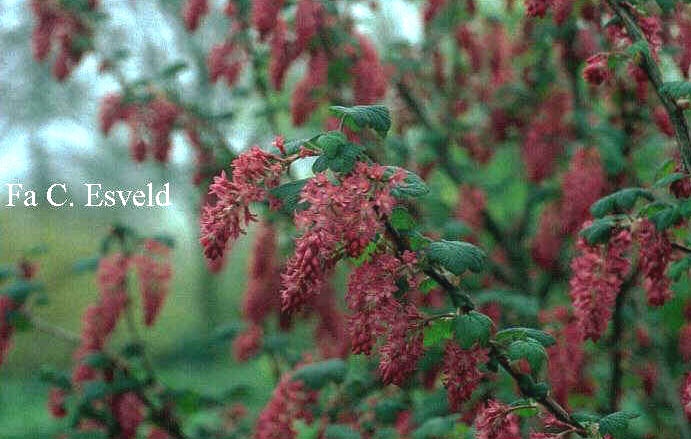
left=605, top=0, right=691, bottom=172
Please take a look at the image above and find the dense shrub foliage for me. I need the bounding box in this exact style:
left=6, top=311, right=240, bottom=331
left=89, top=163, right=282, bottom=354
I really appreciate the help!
left=4, top=0, right=691, bottom=438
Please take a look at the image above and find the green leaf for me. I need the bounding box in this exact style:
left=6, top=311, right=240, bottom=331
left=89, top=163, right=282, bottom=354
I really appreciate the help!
left=425, top=240, right=487, bottom=275
left=82, top=353, right=111, bottom=369
left=294, top=420, right=320, bottom=439
left=324, top=424, right=361, bottom=439
left=579, top=218, right=616, bottom=245
left=412, top=416, right=456, bottom=439
left=661, top=81, right=691, bottom=99
left=312, top=132, right=364, bottom=174
left=424, top=318, right=454, bottom=348
left=506, top=340, right=547, bottom=376
left=159, top=61, right=188, bottom=78
left=650, top=205, right=681, bottom=230
left=590, top=188, right=654, bottom=218
left=598, top=411, right=640, bottom=439
left=668, top=257, right=691, bottom=281
left=329, top=105, right=392, bottom=137
left=374, top=399, right=406, bottom=424
left=654, top=172, right=687, bottom=188
left=390, top=207, right=416, bottom=232
left=292, top=359, right=346, bottom=389
left=455, top=311, right=493, bottom=348
left=269, top=179, right=309, bottom=213
left=388, top=168, right=430, bottom=199
left=72, top=257, right=100, bottom=274
left=495, top=327, right=556, bottom=347
left=2, top=280, right=42, bottom=303
left=82, top=381, right=109, bottom=402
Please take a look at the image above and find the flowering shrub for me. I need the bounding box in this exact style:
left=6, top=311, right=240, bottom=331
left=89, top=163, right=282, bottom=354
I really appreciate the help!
left=7, top=0, right=691, bottom=438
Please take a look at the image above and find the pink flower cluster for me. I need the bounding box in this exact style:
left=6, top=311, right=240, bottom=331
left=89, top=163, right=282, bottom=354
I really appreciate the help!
left=568, top=228, right=631, bottom=342
left=255, top=373, right=318, bottom=439
left=208, top=41, right=246, bottom=87
left=99, top=94, right=183, bottom=163
left=345, top=251, right=424, bottom=385
left=475, top=400, right=521, bottom=439
left=583, top=53, right=611, bottom=86
left=443, top=342, right=488, bottom=412
left=182, top=0, right=209, bottom=32
left=112, top=392, right=145, bottom=439
left=635, top=219, right=673, bottom=306
left=30, top=0, right=97, bottom=81
left=200, top=147, right=284, bottom=262
left=0, top=295, right=17, bottom=368
left=521, top=92, right=571, bottom=182
left=133, top=239, right=172, bottom=326
left=682, top=372, right=691, bottom=420
left=281, top=163, right=404, bottom=313
left=455, top=185, right=487, bottom=232
left=560, top=148, right=607, bottom=234
left=73, top=253, right=130, bottom=383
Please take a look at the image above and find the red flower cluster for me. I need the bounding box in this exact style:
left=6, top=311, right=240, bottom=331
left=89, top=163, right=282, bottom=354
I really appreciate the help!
left=568, top=228, right=631, bottom=342
left=583, top=53, right=611, bottom=86
left=73, top=253, right=130, bottom=383
left=30, top=0, right=96, bottom=81
left=48, top=387, right=67, bottom=418
left=0, top=295, right=17, bottom=368
left=112, top=392, right=145, bottom=439
left=252, top=0, right=285, bottom=40
left=521, top=91, right=571, bottom=182
left=475, top=400, right=521, bottom=439
left=255, top=373, right=318, bottom=439
left=208, top=41, right=246, bottom=87
left=635, top=219, right=673, bottom=306
left=233, top=324, right=264, bottom=362
left=99, top=94, right=183, bottom=163
left=292, top=50, right=329, bottom=125
left=182, top=0, right=209, bottom=32
left=443, top=342, right=488, bottom=412
left=281, top=163, right=405, bottom=313
left=560, top=148, right=607, bottom=234
left=682, top=372, right=691, bottom=420
left=200, top=147, right=285, bottom=261
left=455, top=185, right=487, bottom=232
left=133, top=239, right=172, bottom=326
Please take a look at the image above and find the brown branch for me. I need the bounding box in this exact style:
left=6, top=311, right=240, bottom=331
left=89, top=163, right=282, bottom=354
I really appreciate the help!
left=383, top=222, right=588, bottom=435
left=605, top=0, right=691, bottom=172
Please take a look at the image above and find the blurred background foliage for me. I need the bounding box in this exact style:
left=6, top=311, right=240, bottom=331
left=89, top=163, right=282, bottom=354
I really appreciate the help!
left=1, top=0, right=690, bottom=438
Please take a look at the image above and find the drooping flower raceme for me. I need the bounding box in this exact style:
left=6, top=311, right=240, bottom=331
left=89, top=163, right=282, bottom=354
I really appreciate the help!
left=280, top=163, right=405, bottom=313
left=200, top=147, right=285, bottom=262
left=636, top=219, right=673, bottom=306
left=568, top=228, right=631, bottom=342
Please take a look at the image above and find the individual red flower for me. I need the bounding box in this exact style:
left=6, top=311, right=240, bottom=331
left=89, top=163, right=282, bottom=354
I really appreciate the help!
left=423, top=0, right=447, bottom=24
left=654, top=106, right=675, bottom=138
left=182, top=0, right=209, bottom=32
left=583, top=53, right=611, bottom=85
left=569, top=228, right=631, bottom=341
left=682, top=372, right=691, bottom=420
left=0, top=295, right=16, bottom=368
left=134, top=240, right=172, bottom=326
left=475, top=400, right=521, bottom=439
left=525, top=0, right=552, bottom=18
left=636, top=219, right=673, bottom=306
left=48, top=388, right=68, bottom=418
left=233, top=324, right=264, bottom=362
left=443, top=342, right=488, bottom=411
